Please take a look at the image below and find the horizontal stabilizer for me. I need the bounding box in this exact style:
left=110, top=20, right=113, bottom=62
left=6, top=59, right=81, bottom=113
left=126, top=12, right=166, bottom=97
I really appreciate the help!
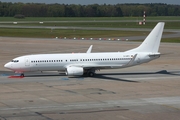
left=148, top=53, right=161, bottom=57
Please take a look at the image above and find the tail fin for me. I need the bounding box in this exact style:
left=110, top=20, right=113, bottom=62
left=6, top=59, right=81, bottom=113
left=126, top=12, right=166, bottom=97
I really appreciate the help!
left=126, top=22, right=165, bottom=53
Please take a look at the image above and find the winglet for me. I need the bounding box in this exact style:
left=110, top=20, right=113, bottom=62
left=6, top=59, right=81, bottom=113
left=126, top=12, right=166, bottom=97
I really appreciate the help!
left=86, top=45, right=93, bottom=53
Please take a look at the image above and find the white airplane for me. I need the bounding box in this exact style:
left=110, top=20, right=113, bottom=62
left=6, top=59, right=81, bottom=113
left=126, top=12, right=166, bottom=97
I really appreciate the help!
left=4, top=22, right=165, bottom=77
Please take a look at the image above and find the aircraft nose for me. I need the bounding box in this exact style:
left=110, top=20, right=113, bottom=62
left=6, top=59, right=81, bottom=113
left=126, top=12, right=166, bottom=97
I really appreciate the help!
left=4, top=62, right=11, bottom=69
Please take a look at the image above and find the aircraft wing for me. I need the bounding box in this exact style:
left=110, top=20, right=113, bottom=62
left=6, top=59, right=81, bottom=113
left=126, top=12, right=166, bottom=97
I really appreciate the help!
left=66, top=64, right=125, bottom=70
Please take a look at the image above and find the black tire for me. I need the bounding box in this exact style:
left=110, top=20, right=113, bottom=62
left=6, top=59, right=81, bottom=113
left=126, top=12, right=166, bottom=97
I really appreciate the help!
left=88, top=72, right=94, bottom=77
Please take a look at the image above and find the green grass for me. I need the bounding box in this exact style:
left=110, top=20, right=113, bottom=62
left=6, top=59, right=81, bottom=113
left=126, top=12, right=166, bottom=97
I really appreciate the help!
left=0, top=22, right=180, bottom=29
left=26, top=21, right=180, bottom=29
left=131, top=38, right=180, bottom=43
left=145, top=16, right=180, bottom=20
left=0, top=17, right=137, bottom=21
left=0, top=16, right=180, bottom=29
left=0, top=17, right=179, bottom=42
left=0, top=28, right=173, bottom=39
left=0, top=16, right=180, bottom=21
left=161, top=38, right=180, bottom=43
left=1, top=21, right=180, bottom=29
left=0, top=28, right=152, bottom=38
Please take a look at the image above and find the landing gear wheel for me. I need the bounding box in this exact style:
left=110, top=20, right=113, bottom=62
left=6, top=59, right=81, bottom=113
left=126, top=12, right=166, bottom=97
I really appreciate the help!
left=88, top=72, right=94, bottom=77
left=20, top=73, right=24, bottom=77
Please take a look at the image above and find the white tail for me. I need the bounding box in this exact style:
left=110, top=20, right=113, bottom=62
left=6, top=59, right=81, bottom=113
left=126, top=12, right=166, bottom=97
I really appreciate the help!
left=126, top=22, right=165, bottom=53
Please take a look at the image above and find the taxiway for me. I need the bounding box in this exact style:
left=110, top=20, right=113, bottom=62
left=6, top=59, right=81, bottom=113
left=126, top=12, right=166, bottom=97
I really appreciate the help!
left=0, top=37, right=180, bottom=120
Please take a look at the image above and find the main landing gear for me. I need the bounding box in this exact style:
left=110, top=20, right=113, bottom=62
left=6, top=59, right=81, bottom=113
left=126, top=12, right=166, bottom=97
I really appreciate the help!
left=84, top=69, right=95, bottom=77
left=14, top=71, right=25, bottom=77
left=88, top=71, right=95, bottom=77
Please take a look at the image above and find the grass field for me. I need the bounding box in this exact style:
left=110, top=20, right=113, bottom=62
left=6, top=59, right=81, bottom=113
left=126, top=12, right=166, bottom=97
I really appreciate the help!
left=0, top=17, right=179, bottom=42
left=162, top=38, right=180, bottom=43
left=0, top=16, right=180, bottom=21
left=1, top=22, right=180, bottom=29
left=0, top=28, right=151, bottom=38
left=0, top=16, right=180, bottom=29
left=132, top=38, right=180, bottom=43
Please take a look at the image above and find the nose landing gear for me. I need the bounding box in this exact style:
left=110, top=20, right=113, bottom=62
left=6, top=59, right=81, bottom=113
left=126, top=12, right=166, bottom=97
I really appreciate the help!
left=8, top=72, right=24, bottom=78
left=20, top=73, right=24, bottom=77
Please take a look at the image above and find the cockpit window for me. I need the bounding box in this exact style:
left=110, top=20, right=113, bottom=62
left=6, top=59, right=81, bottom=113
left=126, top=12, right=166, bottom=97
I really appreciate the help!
left=11, top=60, right=19, bottom=63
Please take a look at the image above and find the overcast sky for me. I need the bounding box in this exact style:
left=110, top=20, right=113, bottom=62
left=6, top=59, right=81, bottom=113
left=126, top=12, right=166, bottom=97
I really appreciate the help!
left=1, top=0, right=180, bottom=5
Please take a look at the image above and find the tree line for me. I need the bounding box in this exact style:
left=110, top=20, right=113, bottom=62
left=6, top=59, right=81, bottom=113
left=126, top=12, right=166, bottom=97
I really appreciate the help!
left=0, top=2, right=180, bottom=17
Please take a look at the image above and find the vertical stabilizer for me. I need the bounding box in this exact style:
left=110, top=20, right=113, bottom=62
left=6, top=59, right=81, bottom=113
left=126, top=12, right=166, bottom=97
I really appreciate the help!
left=126, top=22, right=165, bottom=53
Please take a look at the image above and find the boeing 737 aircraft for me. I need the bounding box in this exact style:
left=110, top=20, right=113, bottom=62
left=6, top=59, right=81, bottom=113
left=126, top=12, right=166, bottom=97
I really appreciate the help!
left=4, top=22, right=165, bottom=77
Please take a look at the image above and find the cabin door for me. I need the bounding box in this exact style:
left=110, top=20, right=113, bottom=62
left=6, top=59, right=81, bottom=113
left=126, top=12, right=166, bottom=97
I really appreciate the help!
left=25, top=57, right=30, bottom=66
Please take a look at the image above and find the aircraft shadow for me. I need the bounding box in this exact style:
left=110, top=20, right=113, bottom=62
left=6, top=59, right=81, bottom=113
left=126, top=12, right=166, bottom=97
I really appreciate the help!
left=93, top=74, right=139, bottom=83
left=92, top=70, right=180, bottom=82
left=97, top=70, right=180, bottom=76
left=4, top=70, right=180, bottom=82
left=60, top=70, right=180, bottom=83
left=23, top=72, right=139, bottom=83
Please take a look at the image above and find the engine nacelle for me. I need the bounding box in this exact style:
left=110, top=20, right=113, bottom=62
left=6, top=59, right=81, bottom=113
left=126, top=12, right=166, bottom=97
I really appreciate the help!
left=65, top=66, right=83, bottom=76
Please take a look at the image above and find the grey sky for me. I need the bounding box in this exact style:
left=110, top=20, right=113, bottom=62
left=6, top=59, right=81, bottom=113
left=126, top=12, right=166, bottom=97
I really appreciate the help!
left=1, top=0, right=180, bottom=5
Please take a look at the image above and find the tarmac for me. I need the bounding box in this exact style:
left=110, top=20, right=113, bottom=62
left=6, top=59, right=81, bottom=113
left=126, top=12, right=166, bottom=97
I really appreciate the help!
left=0, top=37, right=180, bottom=120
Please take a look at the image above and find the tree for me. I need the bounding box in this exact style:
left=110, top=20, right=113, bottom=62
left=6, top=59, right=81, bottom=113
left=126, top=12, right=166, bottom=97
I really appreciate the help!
left=0, top=2, right=179, bottom=17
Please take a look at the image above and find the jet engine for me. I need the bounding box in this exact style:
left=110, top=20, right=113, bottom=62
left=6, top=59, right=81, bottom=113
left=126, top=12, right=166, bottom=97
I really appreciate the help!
left=65, top=66, right=83, bottom=76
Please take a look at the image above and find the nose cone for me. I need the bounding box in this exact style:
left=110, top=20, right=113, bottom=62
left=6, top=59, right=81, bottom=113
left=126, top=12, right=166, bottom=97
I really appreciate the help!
left=4, top=62, right=11, bottom=69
